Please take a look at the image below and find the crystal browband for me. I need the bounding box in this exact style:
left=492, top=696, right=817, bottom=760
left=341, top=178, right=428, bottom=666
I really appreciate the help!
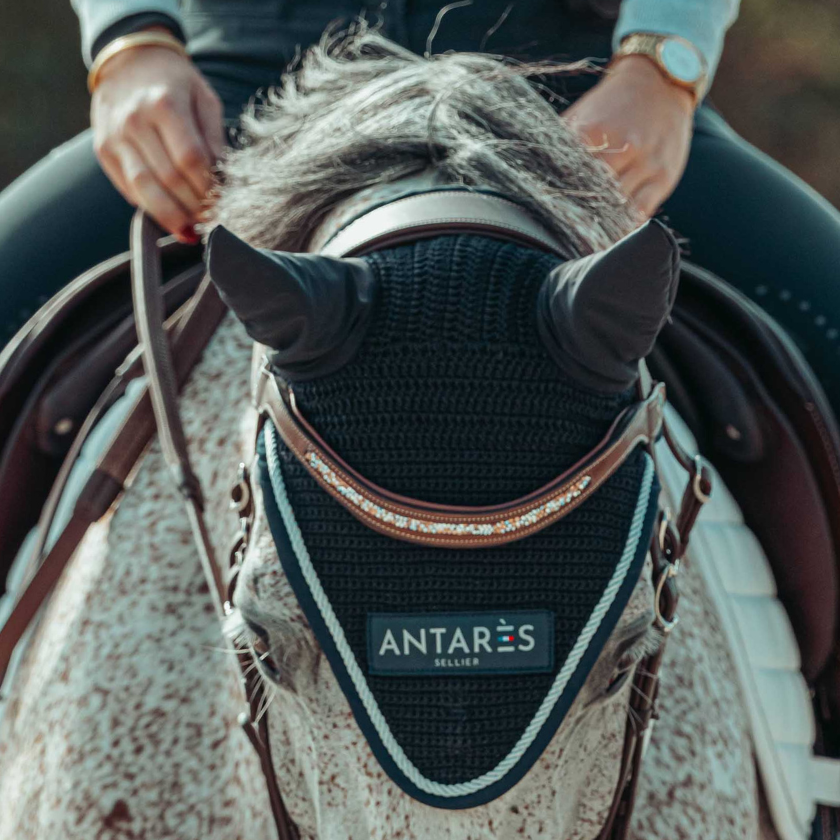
left=252, top=358, right=667, bottom=549
left=307, top=450, right=592, bottom=537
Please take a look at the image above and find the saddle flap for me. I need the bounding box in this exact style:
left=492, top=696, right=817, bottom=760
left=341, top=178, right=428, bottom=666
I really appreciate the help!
left=651, top=264, right=840, bottom=683
left=0, top=240, right=203, bottom=580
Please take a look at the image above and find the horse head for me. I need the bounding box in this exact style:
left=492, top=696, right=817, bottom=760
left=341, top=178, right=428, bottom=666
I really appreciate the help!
left=206, top=27, right=681, bottom=840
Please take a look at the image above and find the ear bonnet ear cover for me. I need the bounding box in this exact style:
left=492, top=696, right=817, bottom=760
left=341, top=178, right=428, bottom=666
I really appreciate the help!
left=538, top=219, right=681, bottom=392
left=206, top=224, right=378, bottom=379
left=255, top=234, right=661, bottom=810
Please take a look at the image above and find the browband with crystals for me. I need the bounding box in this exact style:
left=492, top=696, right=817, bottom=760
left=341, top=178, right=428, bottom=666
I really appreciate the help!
left=252, top=356, right=666, bottom=549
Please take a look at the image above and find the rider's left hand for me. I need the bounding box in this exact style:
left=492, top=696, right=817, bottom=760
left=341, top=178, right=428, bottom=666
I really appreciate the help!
left=563, top=55, right=695, bottom=219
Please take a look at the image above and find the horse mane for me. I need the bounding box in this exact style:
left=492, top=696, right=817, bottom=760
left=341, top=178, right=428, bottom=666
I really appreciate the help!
left=208, top=23, right=639, bottom=256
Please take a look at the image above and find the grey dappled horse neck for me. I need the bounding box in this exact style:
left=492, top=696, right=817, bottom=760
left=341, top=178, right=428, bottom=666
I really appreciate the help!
left=206, top=219, right=680, bottom=808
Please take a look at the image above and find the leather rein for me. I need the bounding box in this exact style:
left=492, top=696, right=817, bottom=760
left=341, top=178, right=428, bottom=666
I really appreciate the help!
left=0, top=201, right=711, bottom=840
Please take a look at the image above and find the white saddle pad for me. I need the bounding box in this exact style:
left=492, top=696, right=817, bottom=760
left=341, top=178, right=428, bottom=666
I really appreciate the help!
left=656, top=406, right=840, bottom=840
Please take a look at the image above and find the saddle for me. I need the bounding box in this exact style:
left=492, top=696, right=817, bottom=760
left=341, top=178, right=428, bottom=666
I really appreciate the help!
left=0, top=199, right=838, bottom=838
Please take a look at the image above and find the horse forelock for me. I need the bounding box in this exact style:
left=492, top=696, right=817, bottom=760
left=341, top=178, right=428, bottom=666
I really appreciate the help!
left=208, top=23, right=639, bottom=256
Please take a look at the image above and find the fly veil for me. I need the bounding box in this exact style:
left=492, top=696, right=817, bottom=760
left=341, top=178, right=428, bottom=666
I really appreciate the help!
left=194, top=175, right=712, bottom=835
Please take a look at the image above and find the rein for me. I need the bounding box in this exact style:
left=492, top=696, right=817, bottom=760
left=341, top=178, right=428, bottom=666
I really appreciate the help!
left=129, top=214, right=298, bottom=840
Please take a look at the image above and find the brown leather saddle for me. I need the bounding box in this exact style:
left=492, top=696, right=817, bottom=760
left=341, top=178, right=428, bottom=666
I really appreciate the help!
left=0, top=237, right=208, bottom=571
left=650, top=264, right=840, bottom=689
left=0, top=207, right=838, bottom=838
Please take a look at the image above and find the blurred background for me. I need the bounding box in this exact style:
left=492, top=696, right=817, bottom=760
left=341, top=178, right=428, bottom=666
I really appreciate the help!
left=1, top=0, right=839, bottom=206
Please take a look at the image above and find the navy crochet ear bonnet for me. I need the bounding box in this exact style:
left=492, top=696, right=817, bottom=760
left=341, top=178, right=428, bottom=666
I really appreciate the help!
left=257, top=232, right=659, bottom=808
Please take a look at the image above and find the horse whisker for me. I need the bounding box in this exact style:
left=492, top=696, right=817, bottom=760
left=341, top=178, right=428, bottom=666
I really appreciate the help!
left=626, top=703, right=644, bottom=737
left=202, top=643, right=250, bottom=656
left=255, top=686, right=278, bottom=727
left=630, top=683, right=656, bottom=706
left=635, top=667, right=661, bottom=681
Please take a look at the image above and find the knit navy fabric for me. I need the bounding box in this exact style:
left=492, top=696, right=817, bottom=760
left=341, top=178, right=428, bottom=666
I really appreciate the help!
left=272, top=234, right=650, bottom=785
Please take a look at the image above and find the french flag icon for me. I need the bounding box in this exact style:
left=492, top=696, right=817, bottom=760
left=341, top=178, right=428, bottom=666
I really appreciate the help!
left=496, top=620, right=515, bottom=652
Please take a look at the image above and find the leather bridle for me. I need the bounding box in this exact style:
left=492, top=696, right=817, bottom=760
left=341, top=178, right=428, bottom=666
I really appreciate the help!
left=0, top=205, right=711, bottom=840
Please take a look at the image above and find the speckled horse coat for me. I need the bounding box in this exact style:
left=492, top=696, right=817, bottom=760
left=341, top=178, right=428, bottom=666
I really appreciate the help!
left=0, top=311, right=777, bottom=840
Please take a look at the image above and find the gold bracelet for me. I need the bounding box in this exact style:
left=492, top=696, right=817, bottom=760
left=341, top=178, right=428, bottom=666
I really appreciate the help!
left=87, top=31, right=190, bottom=94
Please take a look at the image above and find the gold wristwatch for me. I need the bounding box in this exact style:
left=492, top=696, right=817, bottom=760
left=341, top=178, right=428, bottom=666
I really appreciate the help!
left=611, top=33, right=708, bottom=104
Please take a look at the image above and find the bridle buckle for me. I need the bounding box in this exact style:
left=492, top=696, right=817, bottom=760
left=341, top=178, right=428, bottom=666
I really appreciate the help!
left=654, top=511, right=681, bottom=633
left=654, top=556, right=681, bottom=634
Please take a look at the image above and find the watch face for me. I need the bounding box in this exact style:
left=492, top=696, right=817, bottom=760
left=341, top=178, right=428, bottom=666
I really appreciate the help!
left=659, top=39, right=703, bottom=84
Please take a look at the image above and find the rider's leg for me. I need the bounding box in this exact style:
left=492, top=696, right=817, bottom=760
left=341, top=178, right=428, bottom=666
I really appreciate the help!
left=0, top=129, right=134, bottom=343
left=661, top=106, right=840, bottom=414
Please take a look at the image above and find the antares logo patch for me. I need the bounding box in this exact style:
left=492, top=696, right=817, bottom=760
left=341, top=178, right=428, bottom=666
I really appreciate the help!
left=368, top=611, right=554, bottom=676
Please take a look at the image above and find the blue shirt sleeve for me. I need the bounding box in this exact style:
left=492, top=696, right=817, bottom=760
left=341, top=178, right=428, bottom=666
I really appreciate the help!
left=612, top=0, right=741, bottom=88
left=71, top=0, right=183, bottom=67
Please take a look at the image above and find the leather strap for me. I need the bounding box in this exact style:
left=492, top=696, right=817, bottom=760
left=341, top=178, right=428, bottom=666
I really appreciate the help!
left=23, top=287, right=200, bottom=590
left=130, top=212, right=229, bottom=619
left=129, top=212, right=297, bottom=840
left=0, top=257, right=226, bottom=689
left=253, top=357, right=667, bottom=549
left=595, top=370, right=711, bottom=840
left=318, top=190, right=568, bottom=259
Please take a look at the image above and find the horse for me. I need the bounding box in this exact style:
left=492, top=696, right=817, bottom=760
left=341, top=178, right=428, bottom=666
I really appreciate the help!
left=0, top=27, right=814, bottom=840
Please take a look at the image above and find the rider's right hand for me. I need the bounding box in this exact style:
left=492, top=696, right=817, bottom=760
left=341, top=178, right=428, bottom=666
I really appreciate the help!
left=91, top=27, right=225, bottom=243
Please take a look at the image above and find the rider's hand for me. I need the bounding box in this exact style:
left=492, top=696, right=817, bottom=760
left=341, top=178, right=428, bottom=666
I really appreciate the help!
left=563, top=55, right=695, bottom=219
left=91, top=26, right=225, bottom=243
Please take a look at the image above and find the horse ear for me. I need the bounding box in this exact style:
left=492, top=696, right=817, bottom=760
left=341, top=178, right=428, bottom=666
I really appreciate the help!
left=537, top=219, right=680, bottom=392
left=206, top=225, right=378, bottom=379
